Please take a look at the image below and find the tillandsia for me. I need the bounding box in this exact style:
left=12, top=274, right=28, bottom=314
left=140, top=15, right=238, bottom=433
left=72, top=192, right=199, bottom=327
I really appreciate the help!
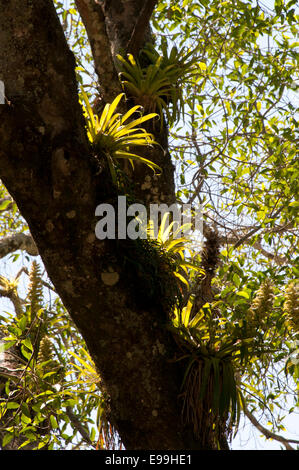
left=168, top=231, right=243, bottom=449
left=0, top=274, right=19, bottom=295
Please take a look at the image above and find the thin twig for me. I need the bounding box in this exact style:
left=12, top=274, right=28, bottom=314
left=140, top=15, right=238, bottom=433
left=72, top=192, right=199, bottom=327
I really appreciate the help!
left=243, top=401, right=299, bottom=450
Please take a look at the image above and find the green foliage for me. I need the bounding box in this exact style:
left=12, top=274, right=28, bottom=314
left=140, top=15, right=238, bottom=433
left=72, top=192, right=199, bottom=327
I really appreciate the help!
left=150, top=2, right=299, bottom=444
left=115, top=236, right=182, bottom=317
left=180, top=346, right=242, bottom=446
left=284, top=281, right=299, bottom=333
left=117, top=40, right=199, bottom=127
left=81, top=90, right=161, bottom=184
left=1, top=0, right=298, bottom=451
left=0, top=272, right=103, bottom=449
left=0, top=186, right=27, bottom=238
left=147, top=211, right=203, bottom=287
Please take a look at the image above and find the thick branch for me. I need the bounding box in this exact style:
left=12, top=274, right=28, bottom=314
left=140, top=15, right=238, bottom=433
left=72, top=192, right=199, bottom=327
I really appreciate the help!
left=74, top=0, right=122, bottom=103
left=0, top=0, right=198, bottom=449
left=0, top=233, right=38, bottom=259
left=102, top=0, right=153, bottom=57
left=126, top=0, right=157, bottom=55
left=0, top=288, right=24, bottom=318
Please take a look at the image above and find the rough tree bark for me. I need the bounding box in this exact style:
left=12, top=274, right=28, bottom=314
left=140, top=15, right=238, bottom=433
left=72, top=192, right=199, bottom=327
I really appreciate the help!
left=0, top=0, right=210, bottom=449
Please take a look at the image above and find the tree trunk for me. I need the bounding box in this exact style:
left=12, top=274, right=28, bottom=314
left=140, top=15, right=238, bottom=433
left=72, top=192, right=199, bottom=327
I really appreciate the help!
left=0, top=0, right=216, bottom=449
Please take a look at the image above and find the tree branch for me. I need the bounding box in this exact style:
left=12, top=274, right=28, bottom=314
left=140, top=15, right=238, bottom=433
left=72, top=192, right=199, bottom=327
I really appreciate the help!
left=0, top=0, right=194, bottom=449
left=102, top=0, right=153, bottom=58
left=65, top=406, right=94, bottom=447
left=203, top=215, right=291, bottom=265
left=74, top=0, right=122, bottom=103
left=126, top=0, right=158, bottom=56
left=219, top=233, right=288, bottom=265
left=243, top=402, right=299, bottom=450
left=0, top=233, right=38, bottom=259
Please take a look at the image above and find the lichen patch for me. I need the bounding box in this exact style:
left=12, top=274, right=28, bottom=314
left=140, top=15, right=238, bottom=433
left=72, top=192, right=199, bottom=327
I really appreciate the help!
left=101, top=271, right=120, bottom=286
